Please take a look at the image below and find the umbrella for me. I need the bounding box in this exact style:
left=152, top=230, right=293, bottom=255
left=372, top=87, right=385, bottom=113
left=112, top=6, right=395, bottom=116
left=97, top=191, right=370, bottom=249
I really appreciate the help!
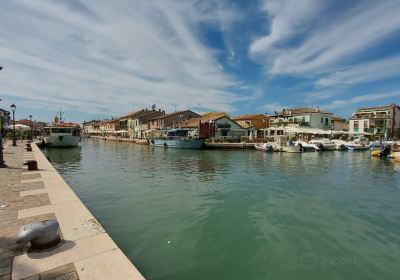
left=7, top=124, right=31, bottom=131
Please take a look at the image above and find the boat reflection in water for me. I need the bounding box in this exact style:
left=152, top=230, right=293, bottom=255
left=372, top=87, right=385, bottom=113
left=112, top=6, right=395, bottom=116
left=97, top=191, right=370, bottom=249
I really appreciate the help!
left=41, top=146, right=82, bottom=166
left=149, top=129, right=204, bottom=149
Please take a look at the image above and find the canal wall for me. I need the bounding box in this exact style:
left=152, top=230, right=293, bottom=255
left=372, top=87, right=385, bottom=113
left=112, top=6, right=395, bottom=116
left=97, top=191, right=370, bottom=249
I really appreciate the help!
left=9, top=142, right=145, bottom=279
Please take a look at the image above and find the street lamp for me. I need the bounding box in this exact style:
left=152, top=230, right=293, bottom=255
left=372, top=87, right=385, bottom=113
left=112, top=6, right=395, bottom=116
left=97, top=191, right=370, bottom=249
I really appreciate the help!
left=29, top=114, right=33, bottom=141
left=11, top=103, right=16, bottom=146
left=0, top=100, right=7, bottom=168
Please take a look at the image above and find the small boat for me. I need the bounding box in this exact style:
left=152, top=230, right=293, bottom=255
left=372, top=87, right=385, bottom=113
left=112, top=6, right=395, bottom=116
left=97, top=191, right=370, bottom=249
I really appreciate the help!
left=344, top=142, right=369, bottom=151
left=293, top=140, right=320, bottom=152
left=254, top=143, right=273, bottom=152
left=309, top=139, right=337, bottom=150
left=282, top=145, right=302, bottom=153
left=149, top=129, right=204, bottom=149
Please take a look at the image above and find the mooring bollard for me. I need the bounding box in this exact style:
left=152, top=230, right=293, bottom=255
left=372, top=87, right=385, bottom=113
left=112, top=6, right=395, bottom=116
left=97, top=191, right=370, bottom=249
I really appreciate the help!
left=23, top=160, right=38, bottom=170
left=16, top=220, right=60, bottom=250
left=26, top=147, right=32, bottom=152
left=26, top=143, right=31, bottom=148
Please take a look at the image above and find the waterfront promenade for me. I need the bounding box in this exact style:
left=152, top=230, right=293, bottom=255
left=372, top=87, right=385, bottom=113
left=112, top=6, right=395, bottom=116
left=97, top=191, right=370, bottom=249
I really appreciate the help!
left=0, top=141, right=144, bottom=279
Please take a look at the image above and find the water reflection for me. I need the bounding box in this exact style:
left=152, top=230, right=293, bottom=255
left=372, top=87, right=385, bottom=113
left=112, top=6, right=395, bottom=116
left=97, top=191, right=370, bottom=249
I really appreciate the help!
left=43, top=138, right=400, bottom=280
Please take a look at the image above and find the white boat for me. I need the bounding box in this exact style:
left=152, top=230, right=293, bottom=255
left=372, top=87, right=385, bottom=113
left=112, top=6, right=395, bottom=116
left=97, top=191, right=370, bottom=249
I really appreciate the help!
left=293, top=140, right=320, bottom=152
left=149, top=129, right=204, bottom=149
left=254, top=143, right=273, bottom=152
left=282, top=145, right=302, bottom=153
left=43, top=124, right=81, bottom=147
left=333, top=139, right=368, bottom=150
left=309, top=138, right=337, bottom=150
left=345, top=142, right=369, bottom=150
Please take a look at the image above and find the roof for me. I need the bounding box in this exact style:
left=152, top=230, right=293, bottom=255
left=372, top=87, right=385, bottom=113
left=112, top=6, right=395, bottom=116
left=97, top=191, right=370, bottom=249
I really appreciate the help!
left=356, top=104, right=399, bottom=111
left=232, top=114, right=267, bottom=120
left=148, top=110, right=198, bottom=120
left=274, top=108, right=332, bottom=116
left=331, top=116, right=346, bottom=121
left=181, top=113, right=246, bottom=129
left=201, top=112, right=229, bottom=119
left=119, top=109, right=146, bottom=120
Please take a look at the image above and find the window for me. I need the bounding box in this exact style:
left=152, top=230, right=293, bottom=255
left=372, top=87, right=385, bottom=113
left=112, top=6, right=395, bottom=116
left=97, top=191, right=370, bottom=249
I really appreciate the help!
left=321, top=118, right=323, bottom=123
left=325, top=118, right=328, bottom=126
left=354, top=121, right=359, bottom=128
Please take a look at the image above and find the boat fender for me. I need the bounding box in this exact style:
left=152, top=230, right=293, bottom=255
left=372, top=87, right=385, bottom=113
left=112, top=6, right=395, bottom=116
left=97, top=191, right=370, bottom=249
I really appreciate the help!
left=298, top=143, right=304, bottom=152
left=164, top=143, right=168, bottom=148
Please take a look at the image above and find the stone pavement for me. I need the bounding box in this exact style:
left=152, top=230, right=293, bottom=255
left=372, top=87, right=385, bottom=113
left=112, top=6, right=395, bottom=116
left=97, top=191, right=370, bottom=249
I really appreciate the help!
left=0, top=141, right=144, bottom=280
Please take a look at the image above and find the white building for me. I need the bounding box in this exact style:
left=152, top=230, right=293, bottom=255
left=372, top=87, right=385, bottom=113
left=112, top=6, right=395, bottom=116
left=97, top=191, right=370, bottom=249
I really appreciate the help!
left=349, top=104, right=400, bottom=139
left=269, top=108, right=333, bottom=130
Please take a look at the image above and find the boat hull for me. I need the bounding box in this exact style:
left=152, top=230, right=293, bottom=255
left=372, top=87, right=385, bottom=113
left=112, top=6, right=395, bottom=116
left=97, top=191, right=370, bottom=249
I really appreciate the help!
left=254, top=143, right=273, bottom=152
left=43, top=135, right=80, bottom=147
left=149, top=138, right=204, bottom=149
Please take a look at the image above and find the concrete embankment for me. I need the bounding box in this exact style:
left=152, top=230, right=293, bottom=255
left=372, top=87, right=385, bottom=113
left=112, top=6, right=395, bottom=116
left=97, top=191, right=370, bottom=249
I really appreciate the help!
left=0, top=141, right=144, bottom=280
left=89, top=136, right=256, bottom=149
left=203, top=142, right=255, bottom=149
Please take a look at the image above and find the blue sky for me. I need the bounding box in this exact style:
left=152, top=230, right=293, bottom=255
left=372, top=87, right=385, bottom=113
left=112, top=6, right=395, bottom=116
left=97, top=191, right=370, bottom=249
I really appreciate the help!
left=1, top=0, right=400, bottom=122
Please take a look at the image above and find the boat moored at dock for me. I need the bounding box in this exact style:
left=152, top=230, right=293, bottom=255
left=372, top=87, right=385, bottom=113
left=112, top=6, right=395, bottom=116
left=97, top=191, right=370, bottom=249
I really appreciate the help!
left=43, top=124, right=81, bottom=147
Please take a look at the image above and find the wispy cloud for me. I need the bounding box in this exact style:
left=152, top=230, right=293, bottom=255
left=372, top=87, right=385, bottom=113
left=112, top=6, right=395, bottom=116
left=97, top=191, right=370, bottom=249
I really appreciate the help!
left=0, top=0, right=242, bottom=119
left=322, top=91, right=400, bottom=110
left=315, top=55, right=400, bottom=87
left=250, top=0, right=400, bottom=83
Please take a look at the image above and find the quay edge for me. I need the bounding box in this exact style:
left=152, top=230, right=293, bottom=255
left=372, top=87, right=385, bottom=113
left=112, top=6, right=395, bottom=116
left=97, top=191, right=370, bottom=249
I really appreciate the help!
left=11, top=143, right=145, bottom=280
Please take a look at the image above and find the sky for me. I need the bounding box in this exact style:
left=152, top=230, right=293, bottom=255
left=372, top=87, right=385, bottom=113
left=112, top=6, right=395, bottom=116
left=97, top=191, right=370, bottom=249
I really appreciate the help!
left=1, top=0, right=400, bottom=123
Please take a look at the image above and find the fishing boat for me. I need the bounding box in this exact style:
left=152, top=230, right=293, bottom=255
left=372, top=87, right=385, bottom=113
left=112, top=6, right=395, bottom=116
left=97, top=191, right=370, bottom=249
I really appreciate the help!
left=149, top=129, right=204, bottom=149
left=42, top=110, right=81, bottom=147
left=309, top=138, right=337, bottom=150
left=254, top=143, right=273, bottom=152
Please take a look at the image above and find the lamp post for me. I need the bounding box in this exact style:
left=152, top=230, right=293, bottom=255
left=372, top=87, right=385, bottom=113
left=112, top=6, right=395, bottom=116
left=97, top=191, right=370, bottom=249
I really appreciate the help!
left=0, top=99, right=6, bottom=168
left=11, top=103, right=16, bottom=146
left=330, top=125, right=334, bottom=140
left=29, top=114, right=33, bottom=141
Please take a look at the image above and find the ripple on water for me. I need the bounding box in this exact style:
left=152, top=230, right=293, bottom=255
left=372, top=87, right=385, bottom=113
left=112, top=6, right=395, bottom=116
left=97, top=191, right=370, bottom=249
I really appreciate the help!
left=43, top=139, right=400, bottom=280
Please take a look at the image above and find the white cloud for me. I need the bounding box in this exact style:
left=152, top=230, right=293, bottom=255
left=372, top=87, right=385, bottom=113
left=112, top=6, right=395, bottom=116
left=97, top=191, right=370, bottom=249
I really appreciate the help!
left=250, top=0, right=400, bottom=82
left=250, top=0, right=323, bottom=54
left=260, top=102, right=289, bottom=114
left=0, top=0, right=242, bottom=119
left=323, top=91, right=400, bottom=110
left=315, top=55, right=400, bottom=87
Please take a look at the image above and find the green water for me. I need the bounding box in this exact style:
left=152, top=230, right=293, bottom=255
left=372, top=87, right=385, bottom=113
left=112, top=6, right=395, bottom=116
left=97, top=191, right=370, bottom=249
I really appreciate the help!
left=42, top=138, right=400, bottom=280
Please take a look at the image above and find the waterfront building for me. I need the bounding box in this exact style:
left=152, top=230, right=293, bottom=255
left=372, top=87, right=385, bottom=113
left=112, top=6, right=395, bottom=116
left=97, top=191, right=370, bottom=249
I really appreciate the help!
left=148, top=110, right=200, bottom=130
left=82, top=120, right=101, bottom=134
left=181, top=112, right=248, bottom=141
left=98, top=119, right=120, bottom=136
left=349, top=104, right=400, bottom=139
left=269, top=107, right=333, bottom=130
left=127, top=108, right=165, bottom=139
left=232, top=114, right=269, bottom=138
left=331, top=116, right=348, bottom=132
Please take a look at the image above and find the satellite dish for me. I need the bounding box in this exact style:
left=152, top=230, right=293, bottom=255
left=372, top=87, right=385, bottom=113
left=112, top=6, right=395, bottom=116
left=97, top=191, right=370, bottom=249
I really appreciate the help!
left=151, top=104, right=156, bottom=110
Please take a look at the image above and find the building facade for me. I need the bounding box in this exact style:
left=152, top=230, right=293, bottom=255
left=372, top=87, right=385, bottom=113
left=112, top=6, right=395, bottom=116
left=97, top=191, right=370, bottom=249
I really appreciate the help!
left=148, top=110, right=200, bottom=130
left=127, top=109, right=165, bottom=139
left=349, top=104, right=400, bottom=138
left=269, top=108, right=333, bottom=130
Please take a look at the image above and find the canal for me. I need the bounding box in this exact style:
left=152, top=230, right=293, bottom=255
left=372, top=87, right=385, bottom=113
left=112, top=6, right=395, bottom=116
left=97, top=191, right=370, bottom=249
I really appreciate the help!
left=42, top=138, right=400, bottom=280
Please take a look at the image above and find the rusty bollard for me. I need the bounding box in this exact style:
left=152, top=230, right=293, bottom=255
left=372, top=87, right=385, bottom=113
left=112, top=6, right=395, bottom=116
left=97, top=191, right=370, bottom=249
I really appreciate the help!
left=23, top=160, right=38, bottom=171
left=26, top=143, right=32, bottom=151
